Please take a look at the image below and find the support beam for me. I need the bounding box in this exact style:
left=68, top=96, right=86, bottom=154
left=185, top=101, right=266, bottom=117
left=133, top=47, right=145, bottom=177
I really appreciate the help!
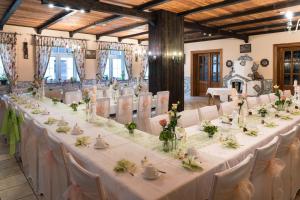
left=119, top=31, right=149, bottom=41
left=41, top=0, right=154, bottom=21
left=138, top=38, right=148, bottom=44
left=219, top=11, right=300, bottom=29
left=96, top=22, right=148, bottom=40
left=236, top=21, right=292, bottom=33
left=246, top=28, right=291, bottom=36
left=178, top=0, right=248, bottom=17
left=184, top=36, right=230, bottom=43
left=70, top=15, right=122, bottom=37
left=37, top=10, right=75, bottom=34
left=184, top=21, right=249, bottom=42
left=135, top=0, right=172, bottom=10
left=0, top=0, right=22, bottom=30
left=198, top=0, right=300, bottom=24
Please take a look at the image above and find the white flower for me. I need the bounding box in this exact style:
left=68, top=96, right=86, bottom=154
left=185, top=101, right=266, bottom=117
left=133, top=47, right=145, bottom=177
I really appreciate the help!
left=172, top=103, right=178, bottom=110
left=273, top=85, right=279, bottom=89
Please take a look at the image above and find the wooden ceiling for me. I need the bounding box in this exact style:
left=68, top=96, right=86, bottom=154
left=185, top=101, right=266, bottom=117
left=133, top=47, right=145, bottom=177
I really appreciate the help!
left=0, top=0, right=300, bottom=43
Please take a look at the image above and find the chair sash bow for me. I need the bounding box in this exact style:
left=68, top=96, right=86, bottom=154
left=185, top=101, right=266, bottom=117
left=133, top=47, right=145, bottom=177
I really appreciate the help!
left=232, top=179, right=254, bottom=200
left=290, top=138, right=300, bottom=160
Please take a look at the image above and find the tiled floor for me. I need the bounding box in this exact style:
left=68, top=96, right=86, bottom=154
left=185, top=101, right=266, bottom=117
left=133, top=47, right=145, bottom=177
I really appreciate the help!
left=0, top=141, right=37, bottom=200
left=184, top=96, right=209, bottom=110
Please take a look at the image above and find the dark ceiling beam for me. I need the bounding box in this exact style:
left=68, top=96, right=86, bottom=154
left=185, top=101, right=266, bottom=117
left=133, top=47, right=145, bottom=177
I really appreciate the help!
left=178, top=0, right=248, bottom=17
left=37, top=10, right=75, bottom=34
left=135, top=0, right=172, bottom=10
left=236, top=21, right=293, bottom=33
left=184, top=36, right=231, bottom=43
left=184, top=21, right=249, bottom=42
left=198, top=0, right=300, bottom=24
left=69, top=15, right=122, bottom=37
left=41, top=0, right=154, bottom=21
left=138, top=38, right=148, bottom=44
left=69, top=0, right=168, bottom=37
left=0, top=0, right=22, bottom=30
left=219, top=11, right=300, bottom=29
left=119, top=31, right=149, bottom=41
left=246, top=27, right=292, bottom=36
left=96, top=22, right=148, bottom=40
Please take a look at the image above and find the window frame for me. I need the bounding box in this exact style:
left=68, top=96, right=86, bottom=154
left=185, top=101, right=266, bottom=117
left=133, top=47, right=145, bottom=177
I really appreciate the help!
left=103, top=50, right=128, bottom=81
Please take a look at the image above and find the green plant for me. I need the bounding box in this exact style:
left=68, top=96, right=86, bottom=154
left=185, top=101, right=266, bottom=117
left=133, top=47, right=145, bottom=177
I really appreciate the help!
left=52, top=98, right=59, bottom=105
left=258, top=107, right=268, bottom=117
left=70, top=102, right=78, bottom=111
left=202, top=122, right=218, bottom=138
left=125, top=122, right=137, bottom=134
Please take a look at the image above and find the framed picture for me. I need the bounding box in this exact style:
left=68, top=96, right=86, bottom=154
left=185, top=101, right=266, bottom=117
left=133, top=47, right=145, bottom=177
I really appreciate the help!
left=240, top=44, right=251, bottom=53
left=85, top=50, right=96, bottom=59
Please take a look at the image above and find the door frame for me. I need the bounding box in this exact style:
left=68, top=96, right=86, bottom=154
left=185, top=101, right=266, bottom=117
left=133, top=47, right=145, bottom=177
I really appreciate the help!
left=273, top=42, right=300, bottom=86
left=190, top=49, right=223, bottom=96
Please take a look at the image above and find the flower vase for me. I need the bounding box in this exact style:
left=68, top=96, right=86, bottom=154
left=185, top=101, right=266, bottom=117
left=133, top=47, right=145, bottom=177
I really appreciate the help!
left=163, top=140, right=170, bottom=152
left=85, top=103, right=90, bottom=121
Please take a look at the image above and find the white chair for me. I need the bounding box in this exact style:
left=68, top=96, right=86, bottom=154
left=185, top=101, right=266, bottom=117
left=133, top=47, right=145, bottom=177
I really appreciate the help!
left=250, top=136, right=284, bottom=200
left=269, top=93, right=277, bottom=103
left=178, top=109, right=200, bottom=128
left=96, top=98, right=110, bottom=118
left=64, top=153, right=106, bottom=200
left=148, top=114, right=169, bottom=136
left=276, top=128, right=299, bottom=200
left=136, top=93, right=152, bottom=131
left=219, top=101, right=235, bottom=116
left=116, top=95, right=133, bottom=124
left=156, top=91, right=169, bottom=115
left=258, top=94, right=270, bottom=105
left=247, top=97, right=258, bottom=109
left=198, top=105, right=219, bottom=121
left=209, top=154, right=254, bottom=200
left=64, top=90, right=82, bottom=104
left=283, top=90, right=292, bottom=98
left=103, top=87, right=112, bottom=98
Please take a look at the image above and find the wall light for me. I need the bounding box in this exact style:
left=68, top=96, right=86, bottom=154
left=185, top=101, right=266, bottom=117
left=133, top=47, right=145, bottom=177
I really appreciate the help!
left=48, top=3, right=54, bottom=8
left=65, top=6, right=71, bottom=11
left=80, top=9, right=85, bottom=13
left=148, top=51, right=157, bottom=60
left=172, top=51, right=182, bottom=63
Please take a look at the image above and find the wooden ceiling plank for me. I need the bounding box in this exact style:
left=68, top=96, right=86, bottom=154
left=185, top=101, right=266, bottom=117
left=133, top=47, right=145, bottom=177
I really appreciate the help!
left=36, top=10, right=75, bottom=34
left=41, top=0, right=153, bottom=21
left=0, top=0, right=22, bottom=30
left=136, top=0, right=172, bottom=10
left=198, top=0, right=300, bottom=24
left=178, top=0, right=249, bottom=17
left=119, top=31, right=149, bottom=41
left=96, top=21, right=148, bottom=39
left=184, top=21, right=249, bottom=42
left=219, top=11, right=300, bottom=29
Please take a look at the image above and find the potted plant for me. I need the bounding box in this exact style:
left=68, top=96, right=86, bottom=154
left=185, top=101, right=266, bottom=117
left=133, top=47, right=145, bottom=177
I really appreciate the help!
left=0, top=74, right=8, bottom=85
left=258, top=107, right=268, bottom=117
left=202, top=121, right=218, bottom=138
left=125, top=122, right=137, bottom=134
left=70, top=102, right=79, bottom=111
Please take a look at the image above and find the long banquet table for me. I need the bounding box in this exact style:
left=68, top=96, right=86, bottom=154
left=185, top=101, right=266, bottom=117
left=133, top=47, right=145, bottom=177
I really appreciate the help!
left=5, top=94, right=300, bottom=200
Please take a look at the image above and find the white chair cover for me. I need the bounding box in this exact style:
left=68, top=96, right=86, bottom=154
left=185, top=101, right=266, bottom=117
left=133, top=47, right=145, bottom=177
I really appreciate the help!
left=246, top=97, right=258, bottom=109
left=269, top=93, right=277, bottom=103
left=258, top=94, right=270, bottom=105
left=103, top=87, right=112, bottom=98
left=219, top=101, right=235, bottom=116
left=43, top=134, right=69, bottom=200
left=96, top=90, right=104, bottom=99
left=148, top=114, right=169, bottom=136
left=64, top=153, right=106, bottom=200
left=276, top=128, right=299, bottom=200
left=46, top=89, right=63, bottom=101
left=283, top=90, right=292, bottom=98
left=156, top=91, right=169, bottom=115
left=136, top=93, right=152, bottom=131
left=198, top=105, right=219, bottom=121
left=96, top=98, right=110, bottom=118
left=209, top=154, right=254, bottom=200
left=20, top=114, right=32, bottom=178
left=64, top=90, right=82, bottom=104
left=116, top=95, right=133, bottom=124
left=292, top=125, right=300, bottom=198
left=122, top=87, right=134, bottom=96
left=178, top=109, right=200, bottom=128
left=250, top=136, right=284, bottom=200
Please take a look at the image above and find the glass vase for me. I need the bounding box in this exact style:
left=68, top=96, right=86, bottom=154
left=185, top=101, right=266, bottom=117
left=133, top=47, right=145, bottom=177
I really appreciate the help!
left=163, top=140, right=170, bottom=152
left=85, top=103, right=90, bottom=121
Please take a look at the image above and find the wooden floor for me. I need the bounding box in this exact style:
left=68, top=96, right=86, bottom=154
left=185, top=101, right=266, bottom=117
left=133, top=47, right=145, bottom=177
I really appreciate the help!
left=0, top=141, right=37, bottom=200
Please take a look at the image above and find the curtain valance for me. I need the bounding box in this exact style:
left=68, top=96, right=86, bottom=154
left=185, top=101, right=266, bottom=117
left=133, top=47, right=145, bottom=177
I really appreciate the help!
left=97, top=41, right=133, bottom=51
left=34, top=35, right=87, bottom=49
left=0, top=32, right=17, bottom=45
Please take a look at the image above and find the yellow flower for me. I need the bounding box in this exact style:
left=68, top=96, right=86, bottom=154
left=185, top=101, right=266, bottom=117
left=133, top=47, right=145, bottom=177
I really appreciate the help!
left=172, top=104, right=178, bottom=110
left=273, top=85, right=279, bottom=89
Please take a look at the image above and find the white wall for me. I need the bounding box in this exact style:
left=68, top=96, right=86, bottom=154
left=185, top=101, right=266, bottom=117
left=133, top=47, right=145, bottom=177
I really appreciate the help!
left=2, top=25, right=145, bottom=82
left=184, top=31, right=300, bottom=80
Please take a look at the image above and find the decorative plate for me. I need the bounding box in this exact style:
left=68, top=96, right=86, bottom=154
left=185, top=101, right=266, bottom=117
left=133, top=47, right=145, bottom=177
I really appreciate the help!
left=260, top=59, right=269, bottom=67
left=226, top=60, right=233, bottom=68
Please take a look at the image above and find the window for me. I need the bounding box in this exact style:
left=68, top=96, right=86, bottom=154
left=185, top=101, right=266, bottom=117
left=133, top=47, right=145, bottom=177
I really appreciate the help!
left=103, top=50, right=128, bottom=80
left=44, top=47, right=79, bottom=83
left=144, top=66, right=149, bottom=80
left=0, top=58, right=6, bottom=77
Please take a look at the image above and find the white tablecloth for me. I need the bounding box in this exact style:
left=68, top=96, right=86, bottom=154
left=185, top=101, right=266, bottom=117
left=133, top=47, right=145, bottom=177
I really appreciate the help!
left=206, top=88, right=231, bottom=102
left=6, top=95, right=300, bottom=200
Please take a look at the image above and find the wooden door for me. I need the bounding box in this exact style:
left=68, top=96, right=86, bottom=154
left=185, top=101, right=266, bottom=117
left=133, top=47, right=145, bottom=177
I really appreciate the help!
left=192, top=51, right=222, bottom=96
left=278, top=47, right=300, bottom=92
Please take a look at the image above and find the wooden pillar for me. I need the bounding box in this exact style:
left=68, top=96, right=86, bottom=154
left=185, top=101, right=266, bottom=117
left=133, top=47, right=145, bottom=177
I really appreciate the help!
left=148, top=10, right=184, bottom=111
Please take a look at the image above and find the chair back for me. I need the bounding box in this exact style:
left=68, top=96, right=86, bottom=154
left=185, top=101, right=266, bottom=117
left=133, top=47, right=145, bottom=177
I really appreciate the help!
left=65, top=153, right=106, bottom=200
left=156, top=91, right=169, bottom=115
left=178, top=109, right=200, bottom=128
left=219, top=101, right=235, bottom=116
left=258, top=94, right=270, bottom=105
left=148, top=114, right=169, bottom=136
left=247, top=97, right=258, bottom=109
left=96, top=98, right=110, bottom=118
left=137, top=93, right=152, bottom=119
left=64, top=90, right=82, bottom=104
left=96, top=90, right=104, bottom=99
left=209, top=154, right=254, bottom=200
left=283, top=90, right=292, bottom=98
left=122, top=87, right=134, bottom=96
left=269, top=93, right=277, bottom=103
left=116, top=95, right=133, bottom=124
left=198, top=105, right=219, bottom=121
